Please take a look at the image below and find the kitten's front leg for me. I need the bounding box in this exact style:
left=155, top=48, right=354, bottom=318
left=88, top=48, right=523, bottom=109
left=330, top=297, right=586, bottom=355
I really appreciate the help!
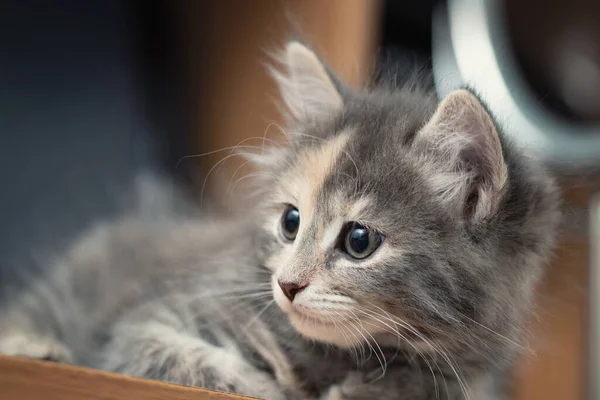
left=101, top=317, right=286, bottom=400
left=0, top=331, right=73, bottom=363
left=0, top=307, right=74, bottom=363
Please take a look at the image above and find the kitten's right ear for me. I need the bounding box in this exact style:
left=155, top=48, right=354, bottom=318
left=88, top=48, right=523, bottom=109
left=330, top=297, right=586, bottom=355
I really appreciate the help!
left=415, top=90, right=508, bottom=221
left=272, top=41, right=344, bottom=121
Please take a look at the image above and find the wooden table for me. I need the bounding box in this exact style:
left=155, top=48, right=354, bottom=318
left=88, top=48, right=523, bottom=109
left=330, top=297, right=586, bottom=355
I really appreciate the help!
left=0, top=355, right=251, bottom=400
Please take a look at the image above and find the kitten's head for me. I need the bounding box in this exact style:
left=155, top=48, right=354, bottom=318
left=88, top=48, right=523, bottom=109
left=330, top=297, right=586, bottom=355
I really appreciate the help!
left=253, top=42, right=560, bottom=359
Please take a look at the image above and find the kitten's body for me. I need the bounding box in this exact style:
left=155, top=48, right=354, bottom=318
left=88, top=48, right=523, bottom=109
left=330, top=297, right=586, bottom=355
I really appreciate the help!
left=0, top=42, right=560, bottom=400
left=0, top=206, right=493, bottom=400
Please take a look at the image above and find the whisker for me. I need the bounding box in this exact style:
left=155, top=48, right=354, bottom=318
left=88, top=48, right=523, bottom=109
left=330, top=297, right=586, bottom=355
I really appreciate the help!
left=343, top=311, right=385, bottom=379
left=363, top=302, right=471, bottom=400
left=227, top=159, right=255, bottom=195
left=244, top=299, right=275, bottom=330
left=261, top=123, right=296, bottom=154
left=230, top=172, right=279, bottom=196
left=327, top=314, right=359, bottom=365
left=331, top=311, right=366, bottom=367
left=359, top=302, right=473, bottom=399
left=453, top=312, right=525, bottom=351
left=176, top=145, right=262, bottom=168
left=151, top=286, right=273, bottom=307
left=198, top=152, right=253, bottom=207
left=356, top=307, right=441, bottom=399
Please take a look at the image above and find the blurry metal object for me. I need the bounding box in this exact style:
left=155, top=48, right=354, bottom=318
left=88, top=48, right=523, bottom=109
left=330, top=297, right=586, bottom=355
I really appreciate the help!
left=554, top=29, right=600, bottom=121
left=432, top=1, right=600, bottom=399
left=432, top=0, right=600, bottom=171
left=503, top=0, right=600, bottom=124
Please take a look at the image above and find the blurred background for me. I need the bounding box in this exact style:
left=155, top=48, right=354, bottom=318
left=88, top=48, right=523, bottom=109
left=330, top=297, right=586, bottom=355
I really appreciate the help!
left=1, top=0, right=599, bottom=399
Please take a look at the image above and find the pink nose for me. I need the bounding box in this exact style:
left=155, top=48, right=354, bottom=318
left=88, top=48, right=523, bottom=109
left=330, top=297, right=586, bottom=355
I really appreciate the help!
left=277, top=280, right=308, bottom=302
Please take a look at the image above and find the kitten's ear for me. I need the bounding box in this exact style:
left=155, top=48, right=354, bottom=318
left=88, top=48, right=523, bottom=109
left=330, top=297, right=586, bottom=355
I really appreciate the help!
left=273, top=41, right=344, bottom=121
left=416, top=89, right=508, bottom=220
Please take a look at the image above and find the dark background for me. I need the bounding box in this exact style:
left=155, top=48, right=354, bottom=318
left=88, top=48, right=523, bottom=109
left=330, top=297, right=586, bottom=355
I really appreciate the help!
left=0, top=1, right=186, bottom=278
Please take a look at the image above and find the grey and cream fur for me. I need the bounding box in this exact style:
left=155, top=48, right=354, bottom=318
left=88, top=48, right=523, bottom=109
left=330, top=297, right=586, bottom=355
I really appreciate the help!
left=0, top=42, right=560, bottom=399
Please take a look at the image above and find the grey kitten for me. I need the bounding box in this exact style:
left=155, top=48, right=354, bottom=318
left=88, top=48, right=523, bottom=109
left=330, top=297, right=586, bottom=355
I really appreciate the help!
left=0, top=41, right=560, bottom=400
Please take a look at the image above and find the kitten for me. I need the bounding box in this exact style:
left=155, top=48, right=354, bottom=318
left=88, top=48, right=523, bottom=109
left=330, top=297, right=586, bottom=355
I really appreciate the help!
left=0, top=41, right=560, bottom=400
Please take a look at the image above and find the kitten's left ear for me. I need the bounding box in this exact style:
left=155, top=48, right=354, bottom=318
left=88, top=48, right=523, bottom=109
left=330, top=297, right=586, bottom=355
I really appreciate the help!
left=273, top=41, right=344, bottom=121
left=416, top=89, right=508, bottom=220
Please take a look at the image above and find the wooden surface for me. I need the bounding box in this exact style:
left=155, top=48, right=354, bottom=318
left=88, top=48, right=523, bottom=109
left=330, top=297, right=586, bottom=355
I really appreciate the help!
left=0, top=355, right=252, bottom=400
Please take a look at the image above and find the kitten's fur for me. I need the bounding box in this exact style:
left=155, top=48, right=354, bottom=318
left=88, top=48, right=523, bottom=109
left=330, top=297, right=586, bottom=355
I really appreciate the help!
left=0, top=42, right=560, bottom=399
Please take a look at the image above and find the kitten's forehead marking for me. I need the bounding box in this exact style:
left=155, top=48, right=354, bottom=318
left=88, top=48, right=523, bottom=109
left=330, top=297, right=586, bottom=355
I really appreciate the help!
left=321, top=218, right=344, bottom=251
left=296, top=131, right=351, bottom=215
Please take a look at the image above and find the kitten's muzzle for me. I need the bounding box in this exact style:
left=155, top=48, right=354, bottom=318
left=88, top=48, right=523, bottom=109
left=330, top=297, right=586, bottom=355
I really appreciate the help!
left=277, top=280, right=308, bottom=302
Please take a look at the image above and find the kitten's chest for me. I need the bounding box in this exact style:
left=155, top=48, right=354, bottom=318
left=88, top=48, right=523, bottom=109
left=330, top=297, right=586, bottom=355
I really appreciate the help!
left=265, top=332, right=359, bottom=397
left=291, top=356, right=352, bottom=396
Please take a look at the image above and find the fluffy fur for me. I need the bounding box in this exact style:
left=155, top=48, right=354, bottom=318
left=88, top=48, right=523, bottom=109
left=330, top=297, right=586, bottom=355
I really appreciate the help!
left=0, top=42, right=560, bottom=400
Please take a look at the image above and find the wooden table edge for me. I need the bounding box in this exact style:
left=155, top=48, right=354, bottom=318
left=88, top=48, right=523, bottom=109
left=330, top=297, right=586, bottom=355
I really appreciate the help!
left=0, top=355, right=254, bottom=399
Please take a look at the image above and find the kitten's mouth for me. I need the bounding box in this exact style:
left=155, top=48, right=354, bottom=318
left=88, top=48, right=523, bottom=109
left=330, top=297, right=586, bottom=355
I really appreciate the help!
left=289, top=307, right=335, bottom=326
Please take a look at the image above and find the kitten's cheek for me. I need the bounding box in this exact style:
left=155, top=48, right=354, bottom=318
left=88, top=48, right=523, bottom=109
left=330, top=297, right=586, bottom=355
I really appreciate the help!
left=264, top=258, right=276, bottom=273
left=271, top=276, right=293, bottom=313
left=265, top=254, right=284, bottom=273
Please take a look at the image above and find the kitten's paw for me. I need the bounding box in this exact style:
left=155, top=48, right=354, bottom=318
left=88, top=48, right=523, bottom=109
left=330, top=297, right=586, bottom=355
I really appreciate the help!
left=0, top=333, right=73, bottom=363
left=321, top=385, right=344, bottom=400
left=320, top=373, right=363, bottom=400
left=209, top=350, right=286, bottom=400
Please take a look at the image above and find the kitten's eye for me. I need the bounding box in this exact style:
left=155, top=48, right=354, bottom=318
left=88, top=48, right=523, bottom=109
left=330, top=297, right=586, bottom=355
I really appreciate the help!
left=343, top=223, right=383, bottom=259
left=280, top=206, right=300, bottom=241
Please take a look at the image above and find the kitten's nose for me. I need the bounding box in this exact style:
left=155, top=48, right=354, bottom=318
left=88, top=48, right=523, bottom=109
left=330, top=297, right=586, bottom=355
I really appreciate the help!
left=277, top=280, right=307, bottom=302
